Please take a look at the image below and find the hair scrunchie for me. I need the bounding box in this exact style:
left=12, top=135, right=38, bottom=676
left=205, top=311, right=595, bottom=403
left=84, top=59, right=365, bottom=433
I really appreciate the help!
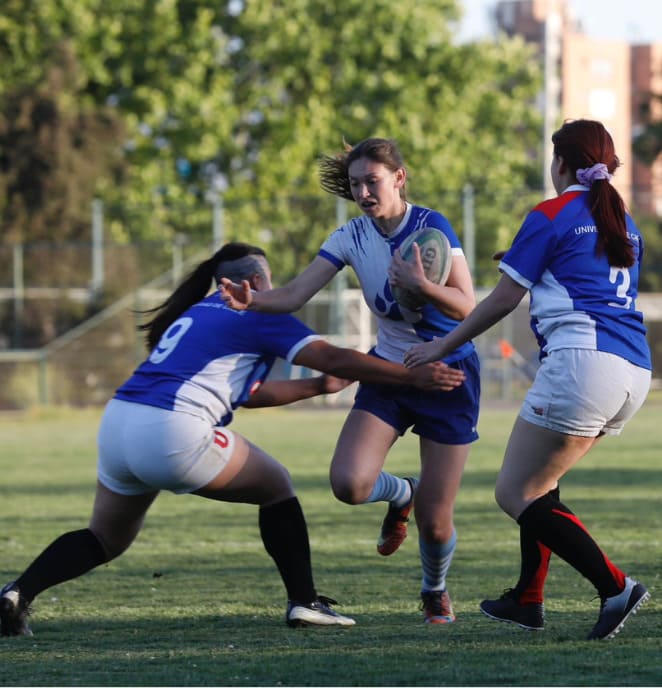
left=576, top=163, right=612, bottom=186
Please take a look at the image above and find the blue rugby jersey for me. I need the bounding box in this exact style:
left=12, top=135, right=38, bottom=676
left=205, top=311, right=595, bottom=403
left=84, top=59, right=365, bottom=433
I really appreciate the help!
left=115, top=297, right=320, bottom=426
left=499, top=185, right=651, bottom=369
left=318, top=203, right=475, bottom=364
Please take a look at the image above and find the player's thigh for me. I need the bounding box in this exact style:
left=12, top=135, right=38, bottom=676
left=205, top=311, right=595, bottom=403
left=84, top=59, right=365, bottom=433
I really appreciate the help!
left=89, top=481, right=158, bottom=558
left=496, top=416, right=597, bottom=518
left=194, top=434, right=294, bottom=506
left=329, top=408, right=399, bottom=488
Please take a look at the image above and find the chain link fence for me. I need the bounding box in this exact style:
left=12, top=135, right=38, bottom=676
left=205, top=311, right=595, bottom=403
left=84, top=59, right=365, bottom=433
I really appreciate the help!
left=1, top=192, right=660, bottom=408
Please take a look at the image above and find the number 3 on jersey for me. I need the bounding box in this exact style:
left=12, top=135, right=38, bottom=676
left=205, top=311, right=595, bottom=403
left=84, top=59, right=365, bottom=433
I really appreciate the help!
left=149, top=317, right=194, bottom=364
left=608, top=267, right=632, bottom=309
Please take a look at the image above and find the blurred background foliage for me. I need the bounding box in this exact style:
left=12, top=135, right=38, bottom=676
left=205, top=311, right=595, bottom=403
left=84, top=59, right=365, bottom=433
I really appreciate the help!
left=0, top=0, right=660, bottom=293
left=1, top=0, right=661, bottom=406
left=1, top=0, right=544, bottom=277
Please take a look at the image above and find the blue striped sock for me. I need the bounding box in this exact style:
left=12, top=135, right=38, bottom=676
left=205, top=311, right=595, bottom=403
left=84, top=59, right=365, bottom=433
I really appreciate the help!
left=364, top=472, right=412, bottom=506
left=420, top=528, right=457, bottom=592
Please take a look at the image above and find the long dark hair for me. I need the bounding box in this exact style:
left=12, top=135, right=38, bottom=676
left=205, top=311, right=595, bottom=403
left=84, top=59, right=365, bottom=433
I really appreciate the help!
left=138, top=242, right=267, bottom=350
left=318, top=137, right=407, bottom=201
left=552, top=119, right=633, bottom=267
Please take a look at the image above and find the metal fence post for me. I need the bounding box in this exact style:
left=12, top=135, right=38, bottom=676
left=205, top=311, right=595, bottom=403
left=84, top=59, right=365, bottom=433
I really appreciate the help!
left=462, top=183, right=475, bottom=279
left=38, top=351, right=49, bottom=405
left=91, top=198, right=104, bottom=298
left=12, top=242, right=24, bottom=348
left=212, top=195, right=224, bottom=250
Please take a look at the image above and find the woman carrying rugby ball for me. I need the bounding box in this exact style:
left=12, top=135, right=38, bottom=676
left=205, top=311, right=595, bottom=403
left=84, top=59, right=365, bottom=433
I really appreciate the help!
left=220, top=137, right=480, bottom=624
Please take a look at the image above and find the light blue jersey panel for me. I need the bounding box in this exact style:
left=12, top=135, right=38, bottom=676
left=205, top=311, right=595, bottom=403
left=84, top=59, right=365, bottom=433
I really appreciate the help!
left=115, top=297, right=320, bottom=426
left=499, top=187, right=651, bottom=370
left=319, top=203, right=475, bottom=364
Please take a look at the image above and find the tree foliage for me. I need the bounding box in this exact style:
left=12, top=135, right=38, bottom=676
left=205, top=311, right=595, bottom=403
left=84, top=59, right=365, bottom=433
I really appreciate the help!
left=0, top=42, right=125, bottom=245
left=1, top=0, right=544, bottom=285
left=219, top=0, right=544, bottom=281
left=633, top=91, right=662, bottom=166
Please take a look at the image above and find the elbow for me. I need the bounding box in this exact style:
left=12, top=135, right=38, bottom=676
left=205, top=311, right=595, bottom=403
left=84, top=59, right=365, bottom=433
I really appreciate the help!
left=316, top=347, right=351, bottom=378
left=449, top=299, right=477, bottom=321
left=293, top=342, right=346, bottom=377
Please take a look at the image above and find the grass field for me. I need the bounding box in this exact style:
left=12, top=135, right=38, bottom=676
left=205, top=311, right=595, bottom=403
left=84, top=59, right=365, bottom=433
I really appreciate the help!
left=0, top=397, right=661, bottom=688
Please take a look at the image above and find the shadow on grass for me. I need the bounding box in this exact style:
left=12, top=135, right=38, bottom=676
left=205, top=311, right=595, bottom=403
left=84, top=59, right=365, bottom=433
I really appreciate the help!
left=2, top=603, right=660, bottom=687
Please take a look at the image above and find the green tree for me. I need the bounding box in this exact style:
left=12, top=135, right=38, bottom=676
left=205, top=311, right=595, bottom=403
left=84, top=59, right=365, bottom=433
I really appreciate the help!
left=0, top=43, right=124, bottom=247
left=220, top=0, right=543, bottom=282
left=0, top=0, right=238, bottom=247
left=633, top=91, right=662, bottom=166
left=632, top=93, right=662, bottom=291
left=1, top=0, right=543, bottom=286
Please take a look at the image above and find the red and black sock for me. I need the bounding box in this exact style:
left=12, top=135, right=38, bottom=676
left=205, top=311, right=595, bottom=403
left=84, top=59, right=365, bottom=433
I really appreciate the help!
left=517, top=493, right=625, bottom=598
left=259, top=496, right=316, bottom=604
left=512, top=486, right=558, bottom=604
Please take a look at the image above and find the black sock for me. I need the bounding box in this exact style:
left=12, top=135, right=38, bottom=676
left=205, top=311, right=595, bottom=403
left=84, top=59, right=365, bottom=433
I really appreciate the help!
left=258, top=497, right=316, bottom=604
left=513, top=486, right=558, bottom=604
left=517, top=494, right=624, bottom=598
left=15, top=528, right=108, bottom=603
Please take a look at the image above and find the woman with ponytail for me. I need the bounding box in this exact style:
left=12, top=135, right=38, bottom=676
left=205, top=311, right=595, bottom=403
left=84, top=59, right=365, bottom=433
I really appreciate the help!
left=1, top=242, right=464, bottom=636
left=404, top=119, right=652, bottom=641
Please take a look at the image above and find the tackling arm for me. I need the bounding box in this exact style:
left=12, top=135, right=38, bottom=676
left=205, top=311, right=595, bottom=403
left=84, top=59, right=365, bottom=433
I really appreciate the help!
left=242, top=375, right=353, bottom=408
left=293, top=340, right=465, bottom=391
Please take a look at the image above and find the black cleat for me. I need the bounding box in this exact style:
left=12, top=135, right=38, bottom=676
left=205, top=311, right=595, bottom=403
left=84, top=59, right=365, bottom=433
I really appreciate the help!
left=0, top=582, right=33, bottom=637
left=480, top=589, right=544, bottom=631
left=587, top=577, right=649, bottom=640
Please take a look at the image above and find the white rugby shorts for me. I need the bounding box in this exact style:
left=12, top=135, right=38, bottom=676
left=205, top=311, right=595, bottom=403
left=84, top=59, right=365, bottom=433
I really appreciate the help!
left=97, top=398, right=236, bottom=495
left=520, top=348, right=651, bottom=437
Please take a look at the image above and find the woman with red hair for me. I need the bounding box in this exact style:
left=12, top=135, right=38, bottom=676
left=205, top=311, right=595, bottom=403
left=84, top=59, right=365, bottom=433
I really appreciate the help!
left=404, top=119, right=652, bottom=641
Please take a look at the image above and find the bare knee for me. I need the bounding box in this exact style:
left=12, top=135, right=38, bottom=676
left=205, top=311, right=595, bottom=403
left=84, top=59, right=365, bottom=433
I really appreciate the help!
left=416, top=501, right=455, bottom=542
left=417, top=520, right=454, bottom=543
left=494, top=482, right=521, bottom=520
left=330, top=474, right=373, bottom=505
left=90, top=525, right=137, bottom=561
left=253, top=466, right=295, bottom=506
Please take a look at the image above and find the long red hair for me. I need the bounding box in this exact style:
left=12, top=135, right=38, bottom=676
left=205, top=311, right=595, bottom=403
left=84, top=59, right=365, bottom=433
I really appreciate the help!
left=552, top=119, right=634, bottom=267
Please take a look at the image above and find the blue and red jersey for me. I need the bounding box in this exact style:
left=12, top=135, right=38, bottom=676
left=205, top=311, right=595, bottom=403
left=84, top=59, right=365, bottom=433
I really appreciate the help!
left=499, top=186, right=651, bottom=369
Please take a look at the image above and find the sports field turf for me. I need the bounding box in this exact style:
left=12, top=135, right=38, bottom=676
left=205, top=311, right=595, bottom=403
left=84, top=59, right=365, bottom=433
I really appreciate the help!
left=1, top=398, right=660, bottom=687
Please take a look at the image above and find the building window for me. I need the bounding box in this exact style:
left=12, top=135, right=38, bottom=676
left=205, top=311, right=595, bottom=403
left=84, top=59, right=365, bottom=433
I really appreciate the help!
left=590, top=58, right=614, bottom=80
left=589, top=89, right=616, bottom=119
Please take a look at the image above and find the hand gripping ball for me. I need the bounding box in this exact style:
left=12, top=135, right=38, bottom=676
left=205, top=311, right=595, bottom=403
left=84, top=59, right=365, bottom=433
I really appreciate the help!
left=391, top=227, right=452, bottom=310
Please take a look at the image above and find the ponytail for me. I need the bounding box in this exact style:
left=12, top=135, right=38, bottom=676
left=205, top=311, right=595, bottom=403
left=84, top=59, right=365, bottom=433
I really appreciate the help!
left=138, top=242, right=268, bottom=351
left=589, top=181, right=633, bottom=268
left=552, top=119, right=634, bottom=268
left=138, top=258, right=216, bottom=351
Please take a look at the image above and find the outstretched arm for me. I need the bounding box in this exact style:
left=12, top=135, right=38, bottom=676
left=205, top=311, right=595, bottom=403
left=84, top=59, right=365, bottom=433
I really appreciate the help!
left=220, top=257, right=338, bottom=313
left=293, top=340, right=466, bottom=391
left=404, top=273, right=527, bottom=368
left=243, top=375, right=354, bottom=408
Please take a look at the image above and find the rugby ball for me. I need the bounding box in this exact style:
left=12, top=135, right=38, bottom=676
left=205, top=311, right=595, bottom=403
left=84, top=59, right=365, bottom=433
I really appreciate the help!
left=392, top=227, right=452, bottom=310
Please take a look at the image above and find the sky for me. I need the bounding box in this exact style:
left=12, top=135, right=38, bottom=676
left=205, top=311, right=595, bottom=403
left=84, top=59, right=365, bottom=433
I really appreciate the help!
left=459, top=0, right=662, bottom=44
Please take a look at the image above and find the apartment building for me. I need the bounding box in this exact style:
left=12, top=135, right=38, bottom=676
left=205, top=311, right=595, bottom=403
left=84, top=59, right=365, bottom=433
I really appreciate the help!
left=493, top=0, right=662, bottom=214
